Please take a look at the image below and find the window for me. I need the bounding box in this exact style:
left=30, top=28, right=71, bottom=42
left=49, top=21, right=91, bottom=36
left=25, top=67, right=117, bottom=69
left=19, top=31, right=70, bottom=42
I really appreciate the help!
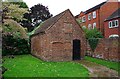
left=82, top=16, right=86, bottom=22
left=115, top=20, right=119, bottom=27
left=88, top=13, right=92, bottom=20
left=93, top=23, right=96, bottom=29
left=76, top=18, right=82, bottom=24
left=109, top=34, right=119, bottom=38
left=93, top=11, right=96, bottom=19
left=82, top=26, right=86, bottom=29
left=109, top=21, right=112, bottom=28
left=88, top=24, right=92, bottom=30
left=112, top=21, right=115, bottom=27
left=109, top=20, right=119, bottom=28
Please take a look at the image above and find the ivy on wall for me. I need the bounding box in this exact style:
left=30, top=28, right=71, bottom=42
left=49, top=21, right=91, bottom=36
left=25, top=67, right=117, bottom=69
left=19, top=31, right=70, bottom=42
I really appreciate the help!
left=88, top=38, right=99, bottom=52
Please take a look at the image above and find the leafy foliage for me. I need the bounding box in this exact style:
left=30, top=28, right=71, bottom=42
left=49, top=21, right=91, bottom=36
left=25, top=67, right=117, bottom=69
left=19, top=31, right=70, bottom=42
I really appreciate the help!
left=76, top=18, right=82, bottom=24
left=88, top=38, right=99, bottom=51
left=2, top=34, right=30, bottom=56
left=21, top=4, right=53, bottom=32
left=3, top=19, right=28, bottom=39
left=83, top=28, right=103, bottom=39
left=4, top=0, right=23, bottom=2
left=82, top=28, right=103, bottom=51
left=2, top=2, right=28, bottom=22
left=10, top=2, right=28, bottom=8
left=2, top=2, right=30, bottom=56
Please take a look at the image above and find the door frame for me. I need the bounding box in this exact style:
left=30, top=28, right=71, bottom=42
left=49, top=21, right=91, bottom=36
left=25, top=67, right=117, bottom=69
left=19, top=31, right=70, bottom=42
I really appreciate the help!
left=73, top=39, right=81, bottom=60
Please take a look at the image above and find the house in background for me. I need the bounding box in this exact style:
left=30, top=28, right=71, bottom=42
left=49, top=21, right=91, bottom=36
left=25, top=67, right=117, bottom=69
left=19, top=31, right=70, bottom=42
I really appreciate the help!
left=104, top=8, right=120, bottom=38
left=31, top=9, right=86, bottom=61
left=75, top=0, right=119, bottom=37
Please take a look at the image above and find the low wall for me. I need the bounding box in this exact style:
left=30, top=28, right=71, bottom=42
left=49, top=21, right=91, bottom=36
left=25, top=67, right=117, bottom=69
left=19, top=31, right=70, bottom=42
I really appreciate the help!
left=87, top=38, right=120, bottom=62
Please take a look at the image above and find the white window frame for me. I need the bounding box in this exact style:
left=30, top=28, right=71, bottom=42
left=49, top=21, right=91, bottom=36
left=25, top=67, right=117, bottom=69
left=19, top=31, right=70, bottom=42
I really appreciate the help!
left=93, top=11, right=96, bottom=19
left=82, top=16, right=86, bottom=22
left=109, top=21, right=112, bottom=28
left=114, top=20, right=119, bottom=27
left=109, top=34, right=119, bottom=38
left=109, top=20, right=119, bottom=28
left=93, top=22, right=96, bottom=29
left=82, top=26, right=86, bottom=29
left=88, top=13, right=92, bottom=20
left=88, top=24, right=92, bottom=30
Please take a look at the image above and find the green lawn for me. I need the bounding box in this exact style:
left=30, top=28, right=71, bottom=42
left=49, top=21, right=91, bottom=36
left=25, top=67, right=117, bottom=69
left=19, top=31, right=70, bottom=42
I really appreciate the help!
left=85, top=56, right=120, bottom=72
left=3, top=55, right=89, bottom=77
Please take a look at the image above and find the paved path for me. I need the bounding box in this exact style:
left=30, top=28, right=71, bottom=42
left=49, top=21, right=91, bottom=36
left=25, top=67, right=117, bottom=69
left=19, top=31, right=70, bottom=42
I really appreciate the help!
left=75, top=60, right=119, bottom=77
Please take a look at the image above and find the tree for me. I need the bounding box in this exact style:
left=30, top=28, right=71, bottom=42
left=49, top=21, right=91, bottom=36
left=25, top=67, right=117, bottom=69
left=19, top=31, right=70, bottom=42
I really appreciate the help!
left=2, top=2, right=28, bottom=21
left=83, top=28, right=103, bottom=39
left=4, top=0, right=23, bottom=2
left=21, top=3, right=53, bottom=32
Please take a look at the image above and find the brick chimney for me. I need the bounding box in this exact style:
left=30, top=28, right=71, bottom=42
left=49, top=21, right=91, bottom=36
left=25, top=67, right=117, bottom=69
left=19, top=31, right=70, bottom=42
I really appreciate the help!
left=107, top=0, right=119, bottom=2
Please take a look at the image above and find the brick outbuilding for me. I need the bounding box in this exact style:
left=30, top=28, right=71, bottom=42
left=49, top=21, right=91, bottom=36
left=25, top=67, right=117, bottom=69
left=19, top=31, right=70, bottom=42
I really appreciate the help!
left=31, top=9, right=86, bottom=61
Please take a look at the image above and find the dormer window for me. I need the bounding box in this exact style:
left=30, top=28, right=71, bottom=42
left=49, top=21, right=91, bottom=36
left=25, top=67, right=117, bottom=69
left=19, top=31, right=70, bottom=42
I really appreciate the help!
left=109, top=20, right=119, bottom=28
left=93, top=11, right=96, bottom=19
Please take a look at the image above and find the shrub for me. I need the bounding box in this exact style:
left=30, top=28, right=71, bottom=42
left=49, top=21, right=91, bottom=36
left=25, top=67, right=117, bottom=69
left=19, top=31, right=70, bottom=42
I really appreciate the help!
left=2, top=34, right=30, bottom=56
left=82, top=28, right=102, bottom=52
left=83, top=28, right=103, bottom=39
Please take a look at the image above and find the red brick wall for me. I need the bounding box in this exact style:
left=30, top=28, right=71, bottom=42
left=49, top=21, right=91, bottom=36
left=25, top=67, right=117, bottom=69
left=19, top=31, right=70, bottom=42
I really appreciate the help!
left=104, top=18, right=120, bottom=38
left=86, top=41, right=93, bottom=56
left=92, top=38, right=119, bottom=62
left=85, top=9, right=100, bottom=29
left=100, top=2, right=119, bottom=34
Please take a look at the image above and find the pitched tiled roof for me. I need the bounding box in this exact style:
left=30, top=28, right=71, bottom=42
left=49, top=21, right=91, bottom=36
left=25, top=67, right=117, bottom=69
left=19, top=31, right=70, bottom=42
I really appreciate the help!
left=105, top=8, right=120, bottom=21
left=84, top=2, right=106, bottom=14
left=33, top=9, right=69, bottom=35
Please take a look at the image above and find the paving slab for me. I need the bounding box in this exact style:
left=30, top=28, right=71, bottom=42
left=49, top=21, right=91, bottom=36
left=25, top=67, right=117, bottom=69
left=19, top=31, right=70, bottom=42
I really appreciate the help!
left=75, top=60, right=119, bottom=77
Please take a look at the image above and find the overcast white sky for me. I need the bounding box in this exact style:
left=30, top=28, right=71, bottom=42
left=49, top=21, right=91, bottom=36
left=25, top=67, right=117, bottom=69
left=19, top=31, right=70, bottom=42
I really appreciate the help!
left=23, top=0, right=120, bottom=16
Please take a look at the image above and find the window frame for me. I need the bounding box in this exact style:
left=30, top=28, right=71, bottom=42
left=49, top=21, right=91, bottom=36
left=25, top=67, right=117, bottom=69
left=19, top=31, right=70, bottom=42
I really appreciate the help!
left=109, top=21, right=113, bottom=28
left=88, top=13, right=92, bottom=20
left=109, top=34, right=119, bottom=38
left=82, top=26, right=86, bottom=29
left=93, top=11, right=96, bottom=19
left=93, top=22, right=96, bottom=29
left=108, top=19, right=119, bottom=28
left=82, top=16, right=86, bottom=23
left=88, top=24, right=92, bottom=30
left=114, top=20, right=119, bottom=27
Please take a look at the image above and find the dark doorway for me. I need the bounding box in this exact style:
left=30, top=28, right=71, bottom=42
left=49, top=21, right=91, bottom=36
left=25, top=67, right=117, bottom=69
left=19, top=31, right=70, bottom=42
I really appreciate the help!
left=73, top=39, right=81, bottom=60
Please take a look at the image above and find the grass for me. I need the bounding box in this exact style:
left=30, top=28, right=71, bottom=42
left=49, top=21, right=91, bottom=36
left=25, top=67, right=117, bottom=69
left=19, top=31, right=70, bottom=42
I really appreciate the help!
left=85, top=56, right=120, bottom=72
left=3, top=55, right=89, bottom=77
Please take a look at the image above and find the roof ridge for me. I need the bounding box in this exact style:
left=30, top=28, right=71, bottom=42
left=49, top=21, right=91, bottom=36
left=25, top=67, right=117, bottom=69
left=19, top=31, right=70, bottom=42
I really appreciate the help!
left=84, top=2, right=106, bottom=14
left=46, top=9, right=69, bottom=31
left=33, top=9, right=70, bottom=36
